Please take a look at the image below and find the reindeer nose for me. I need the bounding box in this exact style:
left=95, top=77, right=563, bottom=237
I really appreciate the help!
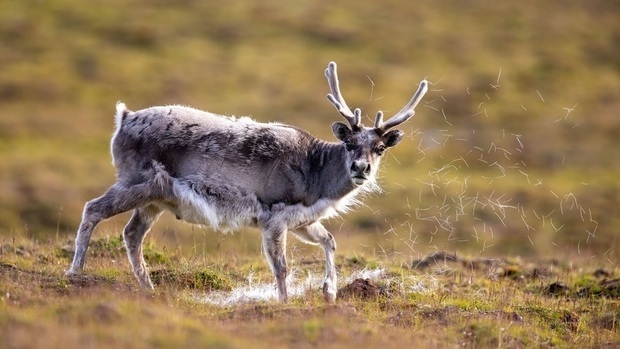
left=351, top=160, right=371, bottom=175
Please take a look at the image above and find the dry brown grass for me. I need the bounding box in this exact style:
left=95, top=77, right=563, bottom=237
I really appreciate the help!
left=1, top=236, right=618, bottom=348
left=1, top=0, right=619, bottom=261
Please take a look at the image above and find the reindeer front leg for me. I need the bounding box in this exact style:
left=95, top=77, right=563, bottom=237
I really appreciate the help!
left=294, top=222, right=337, bottom=303
left=261, top=225, right=289, bottom=302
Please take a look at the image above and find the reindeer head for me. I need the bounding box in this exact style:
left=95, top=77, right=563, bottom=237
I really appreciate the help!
left=325, top=61, right=428, bottom=186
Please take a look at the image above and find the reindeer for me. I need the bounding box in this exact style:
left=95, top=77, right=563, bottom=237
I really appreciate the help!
left=66, top=62, right=428, bottom=302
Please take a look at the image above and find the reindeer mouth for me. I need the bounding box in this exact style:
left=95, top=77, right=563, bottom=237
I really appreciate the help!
left=351, top=175, right=367, bottom=185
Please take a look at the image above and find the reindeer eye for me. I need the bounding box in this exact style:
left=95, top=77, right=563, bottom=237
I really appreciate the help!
left=376, top=144, right=386, bottom=155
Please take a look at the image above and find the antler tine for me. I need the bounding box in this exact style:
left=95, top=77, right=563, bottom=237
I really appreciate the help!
left=325, top=61, right=361, bottom=129
left=374, top=111, right=384, bottom=129
left=379, top=79, right=429, bottom=132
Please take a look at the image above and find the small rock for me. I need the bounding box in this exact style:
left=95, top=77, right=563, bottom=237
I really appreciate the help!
left=593, top=268, right=611, bottom=278
left=545, top=282, right=569, bottom=295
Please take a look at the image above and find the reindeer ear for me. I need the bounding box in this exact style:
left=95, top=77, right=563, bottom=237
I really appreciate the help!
left=332, top=122, right=352, bottom=141
left=383, top=129, right=404, bottom=148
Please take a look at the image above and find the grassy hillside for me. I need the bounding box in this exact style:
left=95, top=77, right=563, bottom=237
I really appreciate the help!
left=0, top=0, right=619, bottom=262
left=1, top=2, right=619, bottom=347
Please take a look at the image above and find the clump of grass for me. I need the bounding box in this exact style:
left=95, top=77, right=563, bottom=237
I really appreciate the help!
left=150, top=267, right=233, bottom=291
left=460, top=321, right=500, bottom=348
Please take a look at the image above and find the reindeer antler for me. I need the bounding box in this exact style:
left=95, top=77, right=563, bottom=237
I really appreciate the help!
left=375, top=79, right=428, bottom=133
left=325, top=61, right=361, bottom=129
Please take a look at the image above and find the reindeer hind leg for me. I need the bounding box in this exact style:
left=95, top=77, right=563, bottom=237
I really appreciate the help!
left=122, top=204, right=163, bottom=289
left=66, top=180, right=165, bottom=276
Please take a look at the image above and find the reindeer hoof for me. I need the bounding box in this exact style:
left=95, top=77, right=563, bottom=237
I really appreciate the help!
left=64, top=268, right=82, bottom=277
left=323, top=282, right=337, bottom=303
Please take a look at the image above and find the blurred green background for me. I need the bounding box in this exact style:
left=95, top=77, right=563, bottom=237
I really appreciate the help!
left=0, top=0, right=618, bottom=263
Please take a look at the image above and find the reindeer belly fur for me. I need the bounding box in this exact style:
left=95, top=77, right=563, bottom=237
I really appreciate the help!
left=158, top=177, right=362, bottom=233
left=167, top=178, right=260, bottom=231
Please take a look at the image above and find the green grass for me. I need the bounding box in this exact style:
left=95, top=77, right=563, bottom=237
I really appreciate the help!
left=1, top=0, right=619, bottom=259
left=1, top=236, right=619, bottom=348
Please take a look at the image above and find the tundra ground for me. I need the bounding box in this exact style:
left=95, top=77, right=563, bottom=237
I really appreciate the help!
left=1, top=235, right=618, bottom=349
